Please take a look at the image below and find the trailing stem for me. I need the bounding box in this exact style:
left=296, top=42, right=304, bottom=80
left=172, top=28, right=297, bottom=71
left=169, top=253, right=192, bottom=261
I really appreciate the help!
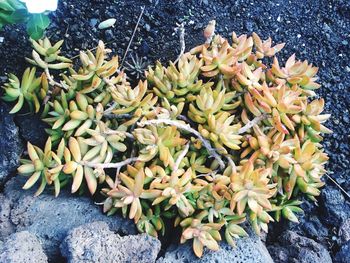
left=237, top=114, right=268, bottom=134
left=137, top=118, right=226, bottom=169
left=81, top=157, right=140, bottom=169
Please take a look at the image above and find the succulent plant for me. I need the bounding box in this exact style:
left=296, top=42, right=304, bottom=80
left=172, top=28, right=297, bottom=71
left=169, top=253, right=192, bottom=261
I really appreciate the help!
left=72, top=41, right=118, bottom=86
left=134, top=125, right=187, bottom=166
left=124, top=53, right=149, bottom=80
left=180, top=214, right=222, bottom=257
left=26, top=38, right=72, bottom=70
left=3, top=21, right=332, bottom=258
left=146, top=53, right=211, bottom=103
left=1, top=67, right=46, bottom=113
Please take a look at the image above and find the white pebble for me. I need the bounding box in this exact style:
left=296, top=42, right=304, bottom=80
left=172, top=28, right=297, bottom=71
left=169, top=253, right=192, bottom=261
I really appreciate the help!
left=98, top=18, right=116, bottom=30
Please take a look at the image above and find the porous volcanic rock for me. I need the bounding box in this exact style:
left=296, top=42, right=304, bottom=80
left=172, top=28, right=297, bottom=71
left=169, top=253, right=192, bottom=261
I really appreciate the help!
left=0, top=176, right=136, bottom=260
left=0, top=231, right=48, bottom=263
left=267, top=230, right=332, bottom=263
left=60, top=221, right=161, bottom=263
left=157, top=233, right=273, bottom=263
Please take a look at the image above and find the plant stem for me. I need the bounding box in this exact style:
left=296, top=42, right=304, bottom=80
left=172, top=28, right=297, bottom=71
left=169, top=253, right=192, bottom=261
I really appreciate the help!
left=82, top=157, right=139, bottom=169
left=43, top=68, right=67, bottom=104
left=174, top=23, right=185, bottom=64
left=237, top=114, right=267, bottom=134
left=138, top=118, right=226, bottom=169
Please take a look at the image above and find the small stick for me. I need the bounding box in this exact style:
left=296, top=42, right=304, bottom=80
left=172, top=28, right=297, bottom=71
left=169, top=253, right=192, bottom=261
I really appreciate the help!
left=174, top=23, right=185, bottom=64
left=237, top=114, right=267, bottom=134
left=120, top=6, right=145, bottom=68
left=45, top=68, right=64, bottom=88
left=173, top=142, right=190, bottom=171
left=138, top=118, right=225, bottom=169
left=326, top=174, right=350, bottom=199
left=82, top=157, right=139, bottom=169
left=43, top=68, right=67, bottom=104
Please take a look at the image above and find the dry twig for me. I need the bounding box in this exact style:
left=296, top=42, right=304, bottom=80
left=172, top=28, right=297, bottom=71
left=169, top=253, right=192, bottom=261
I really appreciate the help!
left=137, top=118, right=225, bottom=169
left=238, top=114, right=267, bottom=134
left=43, top=68, right=68, bottom=104
left=174, top=23, right=185, bottom=64
left=326, top=174, right=350, bottom=199
left=82, top=157, right=140, bottom=169
left=120, top=6, right=145, bottom=68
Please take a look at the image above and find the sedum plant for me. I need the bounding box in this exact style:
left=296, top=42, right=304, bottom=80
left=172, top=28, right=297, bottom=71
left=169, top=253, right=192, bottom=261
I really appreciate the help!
left=2, top=22, right=331, bottom=258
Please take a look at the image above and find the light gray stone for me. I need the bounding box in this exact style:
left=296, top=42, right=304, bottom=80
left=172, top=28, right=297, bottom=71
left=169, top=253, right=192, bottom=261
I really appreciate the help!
left=1, top=176, right=136, bottom=260
left=157, top=234, right=273, bottom=263
left=0, top=231, right=48, bottom=263
left=339, top=219, right=350, bottom=245
left=0, top=194, right=15, bottom=240
left=61, top=221, right=161, bottom=263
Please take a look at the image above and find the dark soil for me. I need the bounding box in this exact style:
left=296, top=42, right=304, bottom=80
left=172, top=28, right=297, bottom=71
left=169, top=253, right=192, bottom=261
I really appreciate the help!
left=0, top=0, right=349, bottom=262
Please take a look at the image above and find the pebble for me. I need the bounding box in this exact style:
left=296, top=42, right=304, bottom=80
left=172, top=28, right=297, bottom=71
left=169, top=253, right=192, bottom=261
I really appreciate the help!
left=89, top=18, right=98, bottom=27
left=244, top=21, right=254, bottom=31
left=104, top=29, right=114, bottom=42
left=139, top=40, right=150, bottom=56
left=144, top=23, right=151, bottom=32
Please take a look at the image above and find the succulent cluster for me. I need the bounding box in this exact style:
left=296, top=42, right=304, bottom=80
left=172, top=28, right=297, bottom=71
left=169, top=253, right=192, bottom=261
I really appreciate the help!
left=2, top=24, right=331, bottom=257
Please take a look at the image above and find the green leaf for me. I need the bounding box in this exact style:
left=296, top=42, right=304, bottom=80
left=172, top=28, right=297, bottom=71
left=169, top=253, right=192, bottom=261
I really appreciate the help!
left=26, top=13, right=50, bottom=40
left=0, top=0, right=25, bottom=12
left=0, top=8, right=27, bottom=24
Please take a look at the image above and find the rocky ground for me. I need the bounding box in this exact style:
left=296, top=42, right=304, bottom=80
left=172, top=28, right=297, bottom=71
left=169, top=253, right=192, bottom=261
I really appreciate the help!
left=0, top=0, right=349, bottom=262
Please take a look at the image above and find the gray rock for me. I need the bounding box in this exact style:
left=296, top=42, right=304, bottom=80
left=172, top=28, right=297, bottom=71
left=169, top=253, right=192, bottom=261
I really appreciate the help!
left=320, top=186, right=350, bottom=226
left=339, top=219, right=350, bottom=245
left=0, top=102, right=22, bottom=186
left=1, top=176, right=136, bottom=260
left=335, top=240, right=350, bottom=263
left=0, top=194, right=15, bottom=240
left=0, top=231, right=48, bottom=263
left=61, top=221, right=161, bottom=263
left=89, top=18, right=99, bottom=27
left=268, top=231, right=332, bottom=263
left=157, top=234, right=273, bottom=263
left=281, top=200, right=329, bottom=244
